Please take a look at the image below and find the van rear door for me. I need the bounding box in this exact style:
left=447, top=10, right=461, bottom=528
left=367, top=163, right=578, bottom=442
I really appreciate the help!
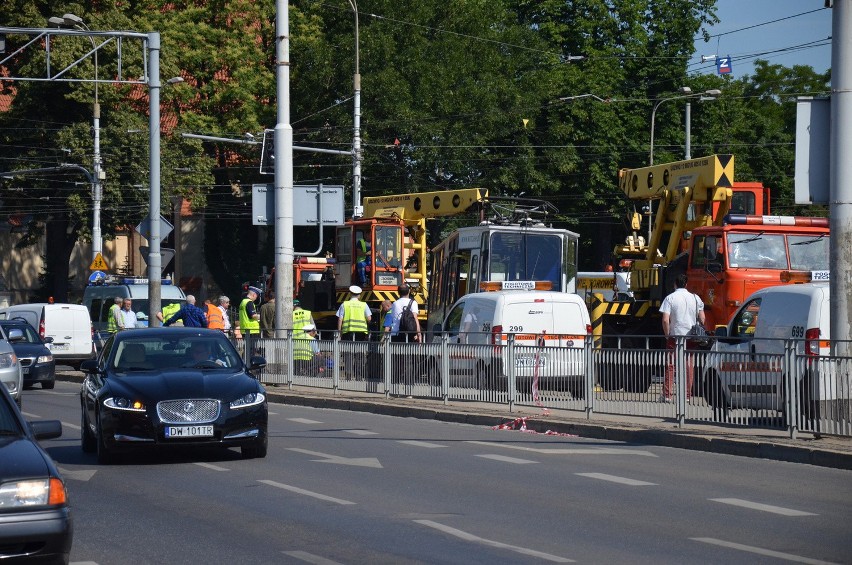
left=45, top=306, right=93, bottom=356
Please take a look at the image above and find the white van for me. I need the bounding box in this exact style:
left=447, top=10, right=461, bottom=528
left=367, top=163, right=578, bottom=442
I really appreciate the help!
left=702, top=282, right=832, bottom=413
left=83, top=278, right=187, bottom=339
left=0, top=303, right=94, bottom=369
left=434, top=291, right=591, bottom=394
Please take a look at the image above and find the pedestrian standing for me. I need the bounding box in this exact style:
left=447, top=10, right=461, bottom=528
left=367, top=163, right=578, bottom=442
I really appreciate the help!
left=239, top=286, right=262, bottom=336
left=659, top=273, right=705, bottom=402
left=292, top=298, right=315, bottom=339
left=337, top=285, right=371, bottom=341
left=120, top=298, right=138, bottom=330
left=390, top=285, right=421, bottom=343
left=260, top=290, right=276, bottom=337
left=218, top=296, right=232, bottom=335
left=293, top=323, right=323, bottom=375
left=156, top=301, right=183, bottom=326
left=164, top=294, right=208, bottom=328
left=107, top=297, right=123, bottom=334
left=206, top=298, right=225, bottom=331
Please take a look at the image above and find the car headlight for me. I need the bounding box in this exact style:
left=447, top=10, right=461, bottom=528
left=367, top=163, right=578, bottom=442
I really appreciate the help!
left=37, top=354, right=53, bottom=364
left=0, top=478, right=67, bottom=508
left=104, top=397, right=146, bottom=412
left=0, top=352, right=16, bottom=369
left=230, top=392, right=265, bottom=409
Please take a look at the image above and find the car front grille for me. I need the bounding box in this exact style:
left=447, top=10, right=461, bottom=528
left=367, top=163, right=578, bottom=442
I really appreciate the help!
left=19, top=358, right=33, bottom=367
left=157, top=399, right=220, bottom=424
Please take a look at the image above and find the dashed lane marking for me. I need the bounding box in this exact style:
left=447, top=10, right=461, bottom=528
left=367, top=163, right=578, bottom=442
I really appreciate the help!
left=691, top=538, right=838, bottom=564
left=258, top=480, right=356, bottom=505
left=414, top=520, right=574, bottom=563
left=466, top=441, right=657, bottom=457
left=62, top=421, right=81, bottom=430
left=21, top=411, right=39, bottom=418
left=344, top=429, right=378, bottom=435
left=575, top=473, right=656, bottom=486
left=194, top=462, right=230, bottom=472
left=709, top=498, right=817, bottom=516
left=475, top=454, right=538, bottom=465
left=288, top=418, right=323, bottom=424
left=397, top=440, right=447, bottom=448
left=283, top=551, right=344, bottom=564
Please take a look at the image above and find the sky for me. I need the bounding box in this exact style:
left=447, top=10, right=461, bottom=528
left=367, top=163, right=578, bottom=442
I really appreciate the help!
left=691, top=0, right=832, bottom=77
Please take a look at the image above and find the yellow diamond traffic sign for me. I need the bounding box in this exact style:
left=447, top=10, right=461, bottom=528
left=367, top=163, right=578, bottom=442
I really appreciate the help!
left=89, top=253, right=109, bottom=271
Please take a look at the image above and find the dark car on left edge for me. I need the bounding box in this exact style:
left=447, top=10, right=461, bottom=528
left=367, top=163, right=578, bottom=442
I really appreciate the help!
left=0, top=384, right=72, bottom=563
left=0, top=319, right=56, bottom=390
left=80, top=327, right=268, bottom=464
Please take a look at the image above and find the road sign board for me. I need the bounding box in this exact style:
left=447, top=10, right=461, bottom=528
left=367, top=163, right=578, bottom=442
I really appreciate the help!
left=139, top=246, right=175, bottom=270
left=89, top=253, right=109, bottom=271
left=136, top=215, right=174, bottom=243
left=252, top=184, right=345, bottom=226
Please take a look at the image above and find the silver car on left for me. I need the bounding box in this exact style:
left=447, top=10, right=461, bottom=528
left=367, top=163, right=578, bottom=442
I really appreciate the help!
left=0, top=327, right=23, bottom=407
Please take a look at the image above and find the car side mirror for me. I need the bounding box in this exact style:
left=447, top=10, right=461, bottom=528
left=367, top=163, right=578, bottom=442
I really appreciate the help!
left=249, top=356, right=267, bottom=370
left=706, top=262, right=722, bottom=273
left=714, top=326, right=728, bottom=338
left=80, top=359, right=100, bottom=374
left=29, top=420, right=62, bottom=440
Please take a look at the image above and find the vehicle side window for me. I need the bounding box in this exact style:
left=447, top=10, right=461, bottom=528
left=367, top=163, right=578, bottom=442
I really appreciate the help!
left=730, top=298, right=761, bottom=338
left=90, top=299, right=103, bottom=322
left=443, top=303, right=465, bottom=336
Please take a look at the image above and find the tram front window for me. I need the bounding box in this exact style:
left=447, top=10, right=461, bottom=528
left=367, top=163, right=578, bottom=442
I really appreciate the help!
left=488, top=232, right=563, bottom=290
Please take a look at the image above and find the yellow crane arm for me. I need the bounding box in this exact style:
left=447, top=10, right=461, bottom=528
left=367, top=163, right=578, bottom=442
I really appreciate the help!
left=618, top=154, right=734, bottom=201
left=362, top=188, right=489, bottom=221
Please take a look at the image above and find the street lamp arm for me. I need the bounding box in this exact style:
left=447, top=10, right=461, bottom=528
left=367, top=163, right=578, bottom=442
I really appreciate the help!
left=0, top=165, right=93, bottom=184
left=649, top=89, right=722, bottom=165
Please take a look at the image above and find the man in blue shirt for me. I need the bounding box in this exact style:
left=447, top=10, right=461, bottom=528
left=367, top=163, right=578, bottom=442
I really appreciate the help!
left=164, top=294, right=208, bottom=328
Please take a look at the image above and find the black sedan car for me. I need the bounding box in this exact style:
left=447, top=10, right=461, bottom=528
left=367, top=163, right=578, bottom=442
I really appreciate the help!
left=0, top=319, right=55, bottom=390
left=80, top=328, right=268, bottom=464
left=0, top=385, right=72, bottom=563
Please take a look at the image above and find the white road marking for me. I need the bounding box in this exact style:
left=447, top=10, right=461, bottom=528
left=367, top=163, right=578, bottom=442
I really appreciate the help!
left=467, top=440, right=657, bottom=457
left=283, top=551, right=344, bottom=564
left=194, top=462, right=230, bottom=472
left=415, top=520, right=574, bottom=563
left=575, top=473, right=656, bottom=486
left=62, top=421, right=81, bottom=430
left=475, top=454, right=538, bottom=465
left=288, top=418, right=322, bottom=424
left=287, top=448, right=383, bottom=468
left=71, top=561, right=100, bottom=565
left=258, top=480, right=356, bottom=505
left=56, top=467, right=98, bottom=482
left=691, top=537, right=838, bottom=564
left=39, top=391, right=77, bottom=396
left=397, top=440, right=447, bottom=448
left=21, top=411, right=39, bottom=418
left=710, top=498, right=817, bottom=516
left=344, top=429, right=378, bottom=435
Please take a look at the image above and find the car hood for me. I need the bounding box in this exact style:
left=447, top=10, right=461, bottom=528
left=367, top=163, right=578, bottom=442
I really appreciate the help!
left=11, top=343, right=52, bottom=358
left=0, top=436, right=52, bottom=480
left=105, top=371, right=260, bottom=402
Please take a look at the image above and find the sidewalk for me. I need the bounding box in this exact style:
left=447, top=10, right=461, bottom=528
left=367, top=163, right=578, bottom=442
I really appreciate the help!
left=56, top=371, right=852, bottom=470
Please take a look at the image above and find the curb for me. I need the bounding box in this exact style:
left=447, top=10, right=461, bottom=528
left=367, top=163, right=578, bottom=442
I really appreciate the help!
left=56, top=373, right=852, bottom=470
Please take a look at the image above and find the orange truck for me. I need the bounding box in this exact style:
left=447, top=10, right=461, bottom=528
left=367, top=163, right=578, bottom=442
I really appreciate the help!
left=592, top=154, right=830, bottom=366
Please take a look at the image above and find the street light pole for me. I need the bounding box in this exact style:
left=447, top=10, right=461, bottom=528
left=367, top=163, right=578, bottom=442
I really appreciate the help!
left=347, top=0, right=362, bottom=218
left=48, top=13, right=103, bottom=261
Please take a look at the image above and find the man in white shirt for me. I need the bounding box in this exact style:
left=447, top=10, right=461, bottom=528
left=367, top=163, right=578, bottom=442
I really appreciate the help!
left=390, top=284, right=421, bottom=343
left=659, top=273, right=705, bottom=402
left=120, top=298, right=138, bottom=330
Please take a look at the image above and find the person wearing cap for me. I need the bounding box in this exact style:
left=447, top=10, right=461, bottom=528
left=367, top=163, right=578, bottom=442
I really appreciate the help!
left=292, top=298, right=314, bottom=340
left=259, top=290, right=276, bottom=337
left=336, top=285, right=371, bottom=340
left=239, top=286, right=262, bottom=336
left=336, top=285, right=371, bottom=379
left=293, top=323, right=322, bottom=375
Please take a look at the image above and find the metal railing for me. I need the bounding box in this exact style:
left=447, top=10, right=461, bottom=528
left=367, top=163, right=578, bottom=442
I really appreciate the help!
left=231, top=332, right=852, bottom=438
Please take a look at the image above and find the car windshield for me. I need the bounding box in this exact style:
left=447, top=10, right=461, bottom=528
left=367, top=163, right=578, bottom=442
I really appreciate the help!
left=0, top=395, right=23, bottom=436
left=110, top=336, right=242, bottom=373
left=1, top=324, right=41, bottom=344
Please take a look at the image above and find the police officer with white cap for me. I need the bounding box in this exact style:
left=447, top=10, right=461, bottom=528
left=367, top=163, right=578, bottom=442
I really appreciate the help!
left=336, top=285, right=371, bottom=341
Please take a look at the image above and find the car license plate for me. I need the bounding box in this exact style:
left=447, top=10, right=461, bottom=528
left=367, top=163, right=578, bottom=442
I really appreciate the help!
left=516, top=356, right=546, bottom=367
left=165, top=425, right=214, bottom=438
left=51, top=343, right=69, bottom=351
left=377, top=275, right=397, bottom=286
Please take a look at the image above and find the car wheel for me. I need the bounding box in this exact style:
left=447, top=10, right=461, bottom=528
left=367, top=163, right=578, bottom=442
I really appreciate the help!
left=95, top=412, right=114, bottom=464
left=42, top=380, right=55, bottom=390
left=241, top=437, right=268, bottom=459
left=81, top=411, right=96, bottom=453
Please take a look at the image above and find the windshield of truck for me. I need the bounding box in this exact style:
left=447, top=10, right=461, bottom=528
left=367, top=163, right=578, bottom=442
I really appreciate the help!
left=374, top=226, right=402, bottom=268
left=488, top=232, right=563, bottom=290
left=789, top=234, right=830, bottom=271
left=727, top=233, right=787, bottom=269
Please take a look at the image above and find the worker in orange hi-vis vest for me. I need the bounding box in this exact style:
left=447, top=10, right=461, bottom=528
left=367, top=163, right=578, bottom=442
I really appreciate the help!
left=206, top=299, right=225, bottom=331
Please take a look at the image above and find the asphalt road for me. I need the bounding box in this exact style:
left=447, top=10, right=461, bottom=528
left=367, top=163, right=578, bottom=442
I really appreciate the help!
left=21, top=382, right=852, bottom=564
